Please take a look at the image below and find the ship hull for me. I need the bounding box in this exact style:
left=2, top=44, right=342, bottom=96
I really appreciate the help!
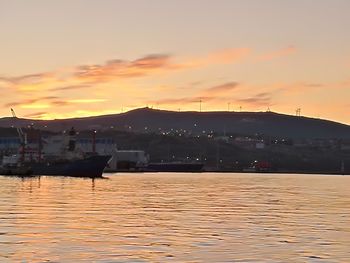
left=30, top=155, right=111, bottom=178
left=0, top=166, right=34, bottom=177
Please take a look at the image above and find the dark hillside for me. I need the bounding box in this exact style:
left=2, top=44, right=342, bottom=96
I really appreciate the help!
left=0, top=108, right=349, bottom=139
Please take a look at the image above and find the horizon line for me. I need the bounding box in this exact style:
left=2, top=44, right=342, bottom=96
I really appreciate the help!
left=1, top=107, right=349, bottom=126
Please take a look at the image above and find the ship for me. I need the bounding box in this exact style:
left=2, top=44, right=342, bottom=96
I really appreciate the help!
left=30, top=127, right=110, bottom=178
left=0, top=128, right=111, bottom=178
left=0, top=109, right=111, bottom=178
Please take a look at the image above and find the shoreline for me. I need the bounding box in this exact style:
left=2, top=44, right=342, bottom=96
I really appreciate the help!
left=104, top=169, right=349, bottom=176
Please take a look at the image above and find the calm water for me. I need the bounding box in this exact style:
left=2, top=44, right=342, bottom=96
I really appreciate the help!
left=0, top=173, right=349, bottom=262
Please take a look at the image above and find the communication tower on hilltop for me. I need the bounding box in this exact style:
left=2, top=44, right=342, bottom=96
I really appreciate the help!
left=197, top=98, right=202, bottom=112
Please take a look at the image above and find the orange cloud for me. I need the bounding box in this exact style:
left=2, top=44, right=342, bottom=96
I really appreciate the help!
left=73, top=49, right=250, bottom=83
left=149, top=81, right=274, bottom=111
left=150, top=96, right=214, bottom=106
left=181, top=48, right=251, bottom=68
left=4, top=96, right=59, bottom=108
left=0, top=54, right=177, bottom=93
left=207, top=48, right=251, bottom=64
left=339, top=79, right=350, bottom=88
left=200, top=82, right=239, bottom=96
left=149, top=81, right=240, bottom=106
left=23, top=111, right=48, bottom=118
left=0, top=46, right=295, bottom=92
left=279, top=82, right=326, bottom=95
left=0, top=72, right=54, bottom=85
left=0, top=47, right=300, bottom=119
left=20, top=103, right=51, bottom=109
left=236, top=92, right=272, bottom=107
left=74, top=54, right=176, bottom=82
left=49, top=84, right=91, bottom=91
left=1, top=48, right=251, bottom=94
left=66, top=99, right=107, bottom=103
left=256, top=46, right=296, bottom=61
left=5, top=96, right=107, bottom=110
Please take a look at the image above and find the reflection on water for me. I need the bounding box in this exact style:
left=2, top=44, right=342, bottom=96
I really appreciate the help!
left=0, top=173, right=349, bottom=262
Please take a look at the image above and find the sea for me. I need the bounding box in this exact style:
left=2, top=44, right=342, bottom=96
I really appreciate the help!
left=0, top=173, right=349, bottom=262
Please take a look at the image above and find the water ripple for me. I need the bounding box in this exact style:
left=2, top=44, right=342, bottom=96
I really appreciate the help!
left=0, top=173, right=349, bottom=262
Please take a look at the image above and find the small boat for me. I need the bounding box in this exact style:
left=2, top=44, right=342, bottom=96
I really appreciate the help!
left=242, top=160, right=272, bottom=173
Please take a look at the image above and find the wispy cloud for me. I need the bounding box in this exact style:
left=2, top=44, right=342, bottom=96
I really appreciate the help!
left=49, top=84, right=91, bottom=91
left=200, top=82, right=239, bottom=96
left=181, top=48, right=251, bottom=68
left=23, top=111, right=48, bottom=118
left=0, top=48, right=251, bottom=90
left=149, top=81, right=239, bottom=106
left=4, top=96, right=107, bottom=109
left=0, top=47, right=284, bottom=98
left=150, top=96, right=214, bottom=106
left=279, top=82, right=326, bottom=95
left=50, top=100, right=69, bottom=106
left=256, top=46, right=296, bottom=61
left=149, top=81, right=274, bottom=110
left=66, top=99, right=107, bottom=103
left=74, top=54, right=176, bottom=82
left=0, top=46, right=302, bottom=119
left=73, top=49, right=250, bottom=83
left=207, top=48, right=251, bottom=64
left=236, top=92, right=271, bottom=106
left=302, top=83, right=324, bottom=88
left=0, top=72, right=54, bottom=85
left=4, top=96, right=59, bottom=108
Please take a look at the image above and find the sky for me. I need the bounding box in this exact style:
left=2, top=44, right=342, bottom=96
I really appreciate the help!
left=0, top=0, right=350, bottom=123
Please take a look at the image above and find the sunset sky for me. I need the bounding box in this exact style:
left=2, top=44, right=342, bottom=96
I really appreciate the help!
left=0, top=0, right=350, bottom=123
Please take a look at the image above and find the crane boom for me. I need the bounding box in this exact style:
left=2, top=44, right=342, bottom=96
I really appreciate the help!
left=10, top=108, right=26, bottom=145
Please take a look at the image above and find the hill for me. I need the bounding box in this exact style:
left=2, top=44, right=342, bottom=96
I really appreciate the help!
left=0, top=108, right=349, bottom=139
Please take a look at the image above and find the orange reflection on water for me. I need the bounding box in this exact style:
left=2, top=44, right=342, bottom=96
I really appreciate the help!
left=0, top=173, right=350, bottom=262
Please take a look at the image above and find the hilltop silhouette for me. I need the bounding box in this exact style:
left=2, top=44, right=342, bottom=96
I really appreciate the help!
left=0, top=107, right=349, bottom=139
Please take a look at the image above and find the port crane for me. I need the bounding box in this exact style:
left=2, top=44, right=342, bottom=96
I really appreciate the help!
left=10, top=108, right=27, bottom=162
